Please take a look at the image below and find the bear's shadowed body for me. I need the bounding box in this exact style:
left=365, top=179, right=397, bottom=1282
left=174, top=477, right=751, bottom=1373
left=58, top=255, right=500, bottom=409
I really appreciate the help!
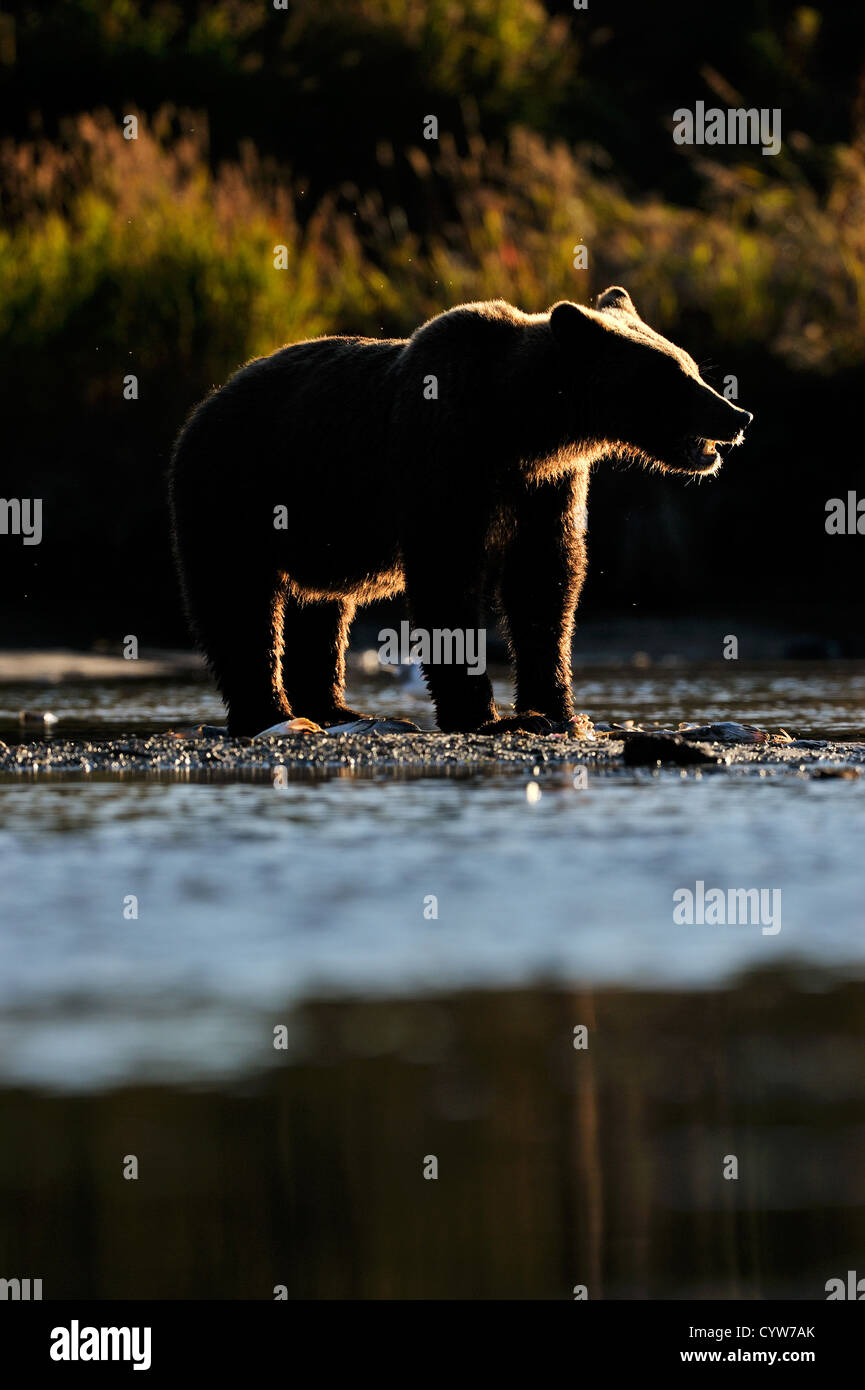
left=168, top=289, right=752, bottom=736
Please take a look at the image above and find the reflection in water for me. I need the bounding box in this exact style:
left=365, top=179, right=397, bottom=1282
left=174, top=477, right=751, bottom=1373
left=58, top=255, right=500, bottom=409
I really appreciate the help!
left=2, top=972, right=863, bottom=1299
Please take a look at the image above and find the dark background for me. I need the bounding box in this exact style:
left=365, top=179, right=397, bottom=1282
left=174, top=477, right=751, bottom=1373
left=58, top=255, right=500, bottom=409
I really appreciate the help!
left=1, top=0, right=863, bottom=651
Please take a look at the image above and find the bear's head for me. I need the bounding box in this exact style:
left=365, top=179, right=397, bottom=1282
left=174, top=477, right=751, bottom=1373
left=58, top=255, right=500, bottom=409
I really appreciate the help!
left=550, top=287, right=752, bottom=475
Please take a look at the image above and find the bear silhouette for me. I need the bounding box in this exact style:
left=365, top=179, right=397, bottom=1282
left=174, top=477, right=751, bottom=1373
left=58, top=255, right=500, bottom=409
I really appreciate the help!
left=168, top=288, right=752, bottom=735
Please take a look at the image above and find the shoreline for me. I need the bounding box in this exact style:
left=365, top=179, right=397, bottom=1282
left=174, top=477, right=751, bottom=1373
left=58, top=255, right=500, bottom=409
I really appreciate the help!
left=2, top=727, right=863, bottom=778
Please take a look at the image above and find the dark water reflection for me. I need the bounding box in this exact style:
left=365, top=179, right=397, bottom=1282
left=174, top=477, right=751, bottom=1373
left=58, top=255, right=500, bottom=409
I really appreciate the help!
left=2, top=971, right=864, bottom=1300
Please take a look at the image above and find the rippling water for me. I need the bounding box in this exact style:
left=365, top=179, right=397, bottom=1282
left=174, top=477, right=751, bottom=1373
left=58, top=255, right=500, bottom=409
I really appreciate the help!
left=2, top=660, right=864, bottom=1298
left=0, top=661, right=863, bottom=1089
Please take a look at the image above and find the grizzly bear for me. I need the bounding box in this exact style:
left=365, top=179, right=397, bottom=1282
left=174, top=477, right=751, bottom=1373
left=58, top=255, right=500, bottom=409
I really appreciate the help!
left=168, top=288, right=752, bottom=736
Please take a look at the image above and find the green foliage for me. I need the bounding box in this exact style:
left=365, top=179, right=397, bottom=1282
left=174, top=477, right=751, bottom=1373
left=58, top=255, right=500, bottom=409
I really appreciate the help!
left=3, top=106, right=864, bottom=404
left=3, top=0, right=863, bottom=383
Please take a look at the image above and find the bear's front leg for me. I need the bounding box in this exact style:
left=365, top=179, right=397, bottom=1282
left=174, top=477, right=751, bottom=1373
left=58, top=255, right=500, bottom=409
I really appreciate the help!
left=497, top=472, right=588, bottom=723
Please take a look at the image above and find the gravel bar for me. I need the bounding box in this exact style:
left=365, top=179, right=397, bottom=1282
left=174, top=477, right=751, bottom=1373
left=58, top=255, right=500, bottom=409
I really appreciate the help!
left=1, top=728, right=864, bottom=778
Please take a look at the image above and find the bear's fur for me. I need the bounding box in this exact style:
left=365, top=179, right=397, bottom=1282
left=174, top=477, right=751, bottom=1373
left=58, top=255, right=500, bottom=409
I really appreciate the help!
left=168, top=288, right=752, bottom=735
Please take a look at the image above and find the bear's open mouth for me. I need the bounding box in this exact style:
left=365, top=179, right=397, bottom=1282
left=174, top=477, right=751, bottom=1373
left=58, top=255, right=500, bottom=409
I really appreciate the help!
left=688, top=436, right=720, bottom=470
left=679, top=430, right=745, bottom=473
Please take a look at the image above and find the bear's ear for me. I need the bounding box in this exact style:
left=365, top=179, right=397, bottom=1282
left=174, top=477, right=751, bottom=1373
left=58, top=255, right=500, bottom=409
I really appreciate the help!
left=549, top=301, right=602, bottom=348
left=596, top=285, right=638, bottom=316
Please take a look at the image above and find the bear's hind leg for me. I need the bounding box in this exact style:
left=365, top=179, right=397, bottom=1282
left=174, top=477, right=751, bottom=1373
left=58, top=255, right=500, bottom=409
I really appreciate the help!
left=181, top=563, right=294, bottom=737
left=280, top=595, right=366, bottom=727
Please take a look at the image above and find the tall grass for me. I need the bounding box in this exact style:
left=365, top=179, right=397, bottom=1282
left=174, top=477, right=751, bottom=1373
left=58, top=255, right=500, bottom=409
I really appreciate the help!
left=2, top=105, right=864, bottom=403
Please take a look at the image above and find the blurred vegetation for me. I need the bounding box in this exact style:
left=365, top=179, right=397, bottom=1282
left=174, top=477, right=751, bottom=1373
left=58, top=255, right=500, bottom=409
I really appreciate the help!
left=1, top=0, right=864, bottom=643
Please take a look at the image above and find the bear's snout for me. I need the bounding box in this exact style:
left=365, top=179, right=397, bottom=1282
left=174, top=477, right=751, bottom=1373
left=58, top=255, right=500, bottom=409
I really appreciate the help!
left=697, top=390, right=753, bottom=444
left=727, top=405, right=754, bottom=438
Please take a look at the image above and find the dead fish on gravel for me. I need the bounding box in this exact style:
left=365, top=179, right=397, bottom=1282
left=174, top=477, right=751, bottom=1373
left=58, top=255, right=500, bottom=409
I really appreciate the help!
left=253, top=716, right=422, bottom=738
left=254, top=717, right=325, bottom=737
left=323, top=717, right=422, bottom=735
left=677, top=722, right=773, bottom=744
left=622, top=731, right=723, bottom=767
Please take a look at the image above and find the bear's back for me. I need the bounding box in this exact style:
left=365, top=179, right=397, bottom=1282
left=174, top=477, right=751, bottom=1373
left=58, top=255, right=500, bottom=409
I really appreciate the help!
left=174, top=335, right=406, bottom=494
left=219, top=335, right=405, bottom=445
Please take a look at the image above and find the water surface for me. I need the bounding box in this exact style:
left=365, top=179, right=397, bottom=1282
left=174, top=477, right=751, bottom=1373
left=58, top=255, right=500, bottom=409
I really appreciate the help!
left=1, top=661, right=863, bottom=1298
left=1, top=661, right=863, bottom=1089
